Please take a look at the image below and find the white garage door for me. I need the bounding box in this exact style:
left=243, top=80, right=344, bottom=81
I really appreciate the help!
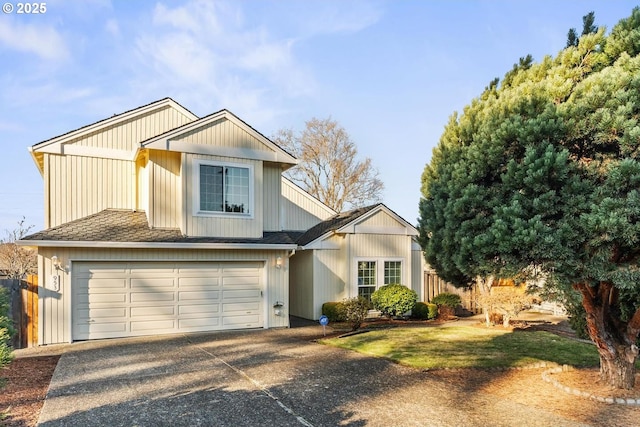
left=73, top=261, right=263, bottom=340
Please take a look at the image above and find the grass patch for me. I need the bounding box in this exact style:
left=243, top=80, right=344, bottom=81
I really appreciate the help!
left=320, top=326, right=601, bottom=369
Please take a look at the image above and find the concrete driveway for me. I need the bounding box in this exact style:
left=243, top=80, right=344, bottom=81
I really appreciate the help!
left=36, top=319, right=592, bottom=427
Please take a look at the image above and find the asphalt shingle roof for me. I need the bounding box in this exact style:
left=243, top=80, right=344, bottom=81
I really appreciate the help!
left=295, top=204, right=381, bottom=246
left=22, top=209, right=299, bottom=245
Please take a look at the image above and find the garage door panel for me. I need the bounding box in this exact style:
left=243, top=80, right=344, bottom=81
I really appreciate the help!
left=131, top=320, right=176, bottom=331
left=179, top=304, right=220, bottom=315
left=130, top=291, right=175, bottom=303
left=73, top=261, right=264, bottom=341
left=88, top=293, right=127, bottom=303
left=82, top=307, right=128, bottom=319
left=178, top=278, right=220, bottom=288
left=83, top=278, right=127, bottom=289
left=131, top=306, right=175, bottom=317
left=223, top=276, right=261, bottom=286
left=223, top=302, right=260, bottom=313
left=179, top=318, right=221, bottom=329
left=223, top=289, right=261, bottom=300
left=130, top=278, right=175, bottom=288
left=178, top=290, right=220, bottom=301
left=223, top=315, right=261, bottom=327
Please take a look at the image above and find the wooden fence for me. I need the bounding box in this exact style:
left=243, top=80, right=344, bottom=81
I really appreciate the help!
left=423, top=270, right=480, bottom=314
left=0, top=274, right=38, bottom=348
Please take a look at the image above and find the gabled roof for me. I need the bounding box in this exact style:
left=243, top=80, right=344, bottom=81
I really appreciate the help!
left=19, top=209, right=298, bottom=249
left=29, top=98, right=198, bottom=174
left=141, top=109, right=298, bottom=166
left=296, top=203, right=418, bottom=247
left=296, top=204, right=379, bottom=246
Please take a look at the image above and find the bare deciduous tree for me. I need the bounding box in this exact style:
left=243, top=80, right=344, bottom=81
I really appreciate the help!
left=273, top=117, right=384, bottom=212
left=0, top=218, right=36, bottom=280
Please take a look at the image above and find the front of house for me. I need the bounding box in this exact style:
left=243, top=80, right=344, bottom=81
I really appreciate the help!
left=20, top=98, right=424, bottom=345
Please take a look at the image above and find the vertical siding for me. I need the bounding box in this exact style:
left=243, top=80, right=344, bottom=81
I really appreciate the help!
left=357, top=210, right=402, bottom=227
left=175, top=118, right=270, bottom=152
left=411, top=244, right=425, bottom=300
left=311, top=235, right=348, bottom=319
left=148, top=150, right=182, bottom=229
left=73, top=106, right=194, bottom=151
left=183, top=154, right=263, bottom=238
left=263, top=166, right=281, bottom=231
left=289, top=250, right=314, bottom=318
left=136, top=153, right=149, bottom=214
left=46, top=154, right=135, bottom=227
left=37, top=247, right=290, bottom=345
left=281, top=178, right=336, bottom=231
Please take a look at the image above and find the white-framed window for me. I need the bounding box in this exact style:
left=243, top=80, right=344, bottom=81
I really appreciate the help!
left=193, top=159, right=253, bottom=217
left=356, top=258, right=404, bottom=303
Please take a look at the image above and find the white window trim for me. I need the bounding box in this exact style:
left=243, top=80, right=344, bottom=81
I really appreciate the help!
left=192, top=159, right=254, bottom=218
left=352, top=257, right=406, bottom=298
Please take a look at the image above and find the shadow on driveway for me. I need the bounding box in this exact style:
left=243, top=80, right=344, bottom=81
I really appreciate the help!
left=36, top=318, right=602, bottom=427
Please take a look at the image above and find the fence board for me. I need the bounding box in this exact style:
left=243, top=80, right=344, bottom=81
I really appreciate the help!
left=423, top=271, right=480, bottom=314
left=1, top=275, right=38, bottom=348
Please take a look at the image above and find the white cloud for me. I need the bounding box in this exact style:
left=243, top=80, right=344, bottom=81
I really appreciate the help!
left=131, top=0, right=317, bottom=123
left=105, top=19, right=120, bottom=37
left=0, top=19, right=69, bottom=61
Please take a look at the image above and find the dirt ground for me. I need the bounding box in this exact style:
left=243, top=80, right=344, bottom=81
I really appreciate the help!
left=0, top=355, right=59, bottom=427
left=2, top=317, right=640, bottom=427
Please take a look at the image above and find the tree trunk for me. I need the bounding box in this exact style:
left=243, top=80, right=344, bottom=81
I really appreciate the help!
left=575, top=282, right=640, bottom=389
left=477, top=276, right=495, bottom=327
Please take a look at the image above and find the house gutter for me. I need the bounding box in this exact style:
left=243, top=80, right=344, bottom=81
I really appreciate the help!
left=15, top=240, right=297, bottom=251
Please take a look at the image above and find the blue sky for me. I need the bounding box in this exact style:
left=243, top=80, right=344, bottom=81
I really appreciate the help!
left=0, top=0, right=637, bottom=236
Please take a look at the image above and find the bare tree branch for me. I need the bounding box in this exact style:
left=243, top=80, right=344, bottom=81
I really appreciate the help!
left=273, top=117, right=384, bottom=212
left=0, top=217, right=37, bottom=280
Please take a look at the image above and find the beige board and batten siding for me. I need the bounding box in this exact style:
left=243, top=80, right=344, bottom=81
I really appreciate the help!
left=45, top=154, right=135, bottom=228
left=263, top=166, right=282, bottom=232
left=172, top=117, right=270, bottom=153
left=68, top=106, right=194, bottom=151
left=37, top=247, right=290, bottom=345
left=182, top=154, right=264, bottom=238
left=146, top=150, right=182, bottom=229
left=411, top=240, right=425, bottom=300
left=281, top=178, right=336, bottom=231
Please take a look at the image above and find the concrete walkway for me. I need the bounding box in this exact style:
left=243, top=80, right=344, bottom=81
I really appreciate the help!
left=33, top=316, right=596, bottom=427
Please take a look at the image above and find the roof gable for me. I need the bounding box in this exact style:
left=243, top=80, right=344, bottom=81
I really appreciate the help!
left=296, top=203, right=418, bottom=247
left=141, top=109, right=297, bottom=166
left=29, top=98, right=198, bottom=173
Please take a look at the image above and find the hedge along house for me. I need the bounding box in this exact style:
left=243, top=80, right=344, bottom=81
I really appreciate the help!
left=289, top=203, right=424, bottom=321
left=19, top=98, right=423, bottom=345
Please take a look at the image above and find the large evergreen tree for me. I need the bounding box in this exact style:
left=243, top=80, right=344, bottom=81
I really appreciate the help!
left=418, top=8, right=640, bottom=389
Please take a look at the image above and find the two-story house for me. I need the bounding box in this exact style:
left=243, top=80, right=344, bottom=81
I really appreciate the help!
left=20, top=98, right=424, bottom=345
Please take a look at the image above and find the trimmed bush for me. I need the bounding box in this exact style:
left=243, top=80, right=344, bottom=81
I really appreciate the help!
left=342, top=297, right=370, bottom=331
left=431, top=292, right=462, bottom=308
left=412, top=302, right=438, bottom=320
left=371, top=284, right=417, bottom=318
left=0, top=287, right=14, bottom=370
left=322, top=301, right=346, bottom=322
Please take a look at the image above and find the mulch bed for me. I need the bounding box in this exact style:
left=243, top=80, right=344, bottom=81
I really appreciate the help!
left=0, top=356, right=59, bottom=427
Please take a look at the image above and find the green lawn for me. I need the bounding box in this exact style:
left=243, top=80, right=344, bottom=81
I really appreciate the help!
left=320, top=326, right=601, bottom=369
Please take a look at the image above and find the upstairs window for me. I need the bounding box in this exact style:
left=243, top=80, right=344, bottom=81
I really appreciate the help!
left=195, top=160, right=252, bottom=216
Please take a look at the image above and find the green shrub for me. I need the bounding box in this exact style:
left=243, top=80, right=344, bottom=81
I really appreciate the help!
left=322, top=301, right=346, bottom=322
left=342, top=297, right=370, bottom=331
left=412, top=302, right=438, bottom=320
left=371, top=284, right=417, bottom=318
left=431, top=292, right=462, bottom=308
left=0, top=287, right=14, bottom=369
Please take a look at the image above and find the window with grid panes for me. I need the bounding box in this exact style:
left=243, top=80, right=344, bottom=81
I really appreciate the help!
left=198, top=162, right=250, bottom=215
left=384, top=261, right=402, bottom=285
left=357, top=261, right=376, bottom=302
